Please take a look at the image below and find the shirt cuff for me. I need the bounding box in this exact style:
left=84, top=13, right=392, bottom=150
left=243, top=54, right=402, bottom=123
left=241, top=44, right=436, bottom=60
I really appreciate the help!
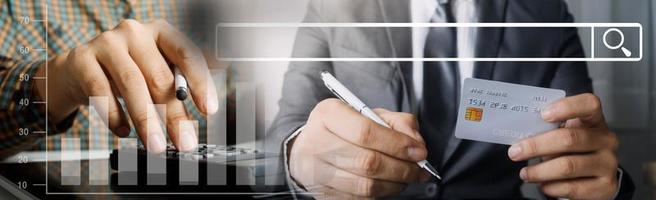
left=611, top=167, right=623, bottom=200
left=5, top=59, right=72, bottom=134
left=0, top=60, right=49, bottom=156
left=282, top=124, right=308, bottom=198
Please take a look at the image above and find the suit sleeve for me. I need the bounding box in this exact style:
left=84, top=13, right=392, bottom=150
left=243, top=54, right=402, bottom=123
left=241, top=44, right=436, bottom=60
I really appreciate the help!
left=550, top=1, right=634, bottom=199
left=548, top=0, right=592, bottom=95
left=263, top=0, right=336, bottom=193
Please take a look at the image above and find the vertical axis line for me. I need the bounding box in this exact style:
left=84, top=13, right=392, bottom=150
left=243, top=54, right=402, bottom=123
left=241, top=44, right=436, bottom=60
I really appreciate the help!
left=44, top=0, right=49, bottom=194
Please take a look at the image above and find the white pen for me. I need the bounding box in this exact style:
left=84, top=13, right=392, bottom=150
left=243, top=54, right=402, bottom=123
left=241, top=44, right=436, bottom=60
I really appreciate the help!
left=175, top=67, right=188, bottom=101
left=320, top=71, right=441, bottom=180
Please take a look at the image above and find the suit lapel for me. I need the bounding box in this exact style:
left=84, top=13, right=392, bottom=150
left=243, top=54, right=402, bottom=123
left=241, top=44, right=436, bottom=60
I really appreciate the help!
left=376, top=0, right=412, bottom=56
left=441, top=0, right=507, bottom=171
left=473, top=0, right=507, bottom=79
left=376, top=0, right=414, bottom=112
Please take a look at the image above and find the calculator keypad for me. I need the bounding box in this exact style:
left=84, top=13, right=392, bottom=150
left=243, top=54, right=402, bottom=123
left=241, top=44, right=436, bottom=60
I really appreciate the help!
left=160, top=144, right=261, bottom=161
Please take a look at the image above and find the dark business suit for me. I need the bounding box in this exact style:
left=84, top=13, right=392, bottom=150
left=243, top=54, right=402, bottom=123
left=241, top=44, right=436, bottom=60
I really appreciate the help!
left=266, top=0, right=634, bottom=198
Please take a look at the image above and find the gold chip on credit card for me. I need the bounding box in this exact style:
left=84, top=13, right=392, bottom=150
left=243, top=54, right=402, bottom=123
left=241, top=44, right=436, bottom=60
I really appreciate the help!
left=465, top=107, right=483, bottom=122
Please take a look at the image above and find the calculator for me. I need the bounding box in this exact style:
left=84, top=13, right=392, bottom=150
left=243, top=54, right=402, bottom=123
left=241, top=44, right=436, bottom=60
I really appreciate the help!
left=108, top=143, right=282, bottom=191
left=109, top=143, right=277, bottom=170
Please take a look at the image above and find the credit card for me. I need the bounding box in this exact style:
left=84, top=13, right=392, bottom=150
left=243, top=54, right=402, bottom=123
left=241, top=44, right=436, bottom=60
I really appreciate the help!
left=454, top=78, right=566, bottom=145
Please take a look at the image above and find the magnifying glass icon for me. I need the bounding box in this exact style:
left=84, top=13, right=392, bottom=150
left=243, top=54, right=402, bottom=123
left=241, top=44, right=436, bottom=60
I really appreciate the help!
left=603, top=28, right=632, bottom=57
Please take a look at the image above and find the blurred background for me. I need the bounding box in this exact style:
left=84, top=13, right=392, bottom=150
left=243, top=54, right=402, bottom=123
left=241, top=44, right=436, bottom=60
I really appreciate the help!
left=567, top=1, right=656, bottom=199
left=210, top=0, right=656, bottom=198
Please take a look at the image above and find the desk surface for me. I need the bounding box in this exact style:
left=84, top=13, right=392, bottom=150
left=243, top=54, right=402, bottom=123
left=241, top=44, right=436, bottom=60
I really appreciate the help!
left=0, top=151, right=292, bottom=199
left=0, top=151, right=440, bottom=199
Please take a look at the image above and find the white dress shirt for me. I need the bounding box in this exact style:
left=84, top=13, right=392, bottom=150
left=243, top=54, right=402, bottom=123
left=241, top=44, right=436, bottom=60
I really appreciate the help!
left=412, top=0, right=478, bottom=102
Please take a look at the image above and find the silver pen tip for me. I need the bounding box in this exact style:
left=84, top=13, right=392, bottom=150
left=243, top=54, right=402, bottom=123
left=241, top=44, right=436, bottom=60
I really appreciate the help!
left=418, top=160, right=441, bottom=180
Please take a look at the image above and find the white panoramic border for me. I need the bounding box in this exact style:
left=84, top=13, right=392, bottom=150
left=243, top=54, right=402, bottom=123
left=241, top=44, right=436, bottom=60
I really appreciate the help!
left=215, top=22, right=643, bottom=62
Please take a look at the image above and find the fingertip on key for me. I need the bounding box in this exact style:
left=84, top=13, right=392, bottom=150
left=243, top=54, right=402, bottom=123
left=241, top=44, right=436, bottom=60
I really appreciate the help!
left=147, top=132, right=167, bottom=153
left=178, top=128, right=198, bottom=152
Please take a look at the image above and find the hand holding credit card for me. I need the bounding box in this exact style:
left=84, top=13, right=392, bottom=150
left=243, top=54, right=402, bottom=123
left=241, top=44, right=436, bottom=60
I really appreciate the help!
left=455, top=78, right=566, bottom=145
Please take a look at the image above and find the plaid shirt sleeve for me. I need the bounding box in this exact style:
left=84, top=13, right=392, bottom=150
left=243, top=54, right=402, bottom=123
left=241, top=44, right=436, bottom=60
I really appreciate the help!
left=0, top=0, right=47, bottom=157
left=0, top=56, right=50, bottom=158
left=0, top=0, right=209, bottom=156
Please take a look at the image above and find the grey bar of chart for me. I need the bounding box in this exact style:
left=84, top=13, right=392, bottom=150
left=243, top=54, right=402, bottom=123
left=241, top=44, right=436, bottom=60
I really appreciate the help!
left=61, top=138, right=81, bottom=185
left=236, top=82, right=256, bottom=185
left=207, top=69, right=227, bottom=185
left=88, top=96, right=110, bottom=185
left=147, top=104, right=167, bottom=185
left=263, top=90, right=283, bottom=185
left=118, top=138, right=138, bottom=185
left=179, top=120, right=199, bottom=185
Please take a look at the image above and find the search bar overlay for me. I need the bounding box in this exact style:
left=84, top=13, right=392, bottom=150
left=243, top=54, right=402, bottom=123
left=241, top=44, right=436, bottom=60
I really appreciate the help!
left=215, top=23, right=642, bottom=62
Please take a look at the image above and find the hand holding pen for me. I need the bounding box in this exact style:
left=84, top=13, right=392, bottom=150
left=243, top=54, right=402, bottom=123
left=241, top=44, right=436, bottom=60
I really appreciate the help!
left=285, top=71, right=434, bottom=198
left=34, top=19, right=218, bottom=153
left=320, top=71, right=441, bottom=179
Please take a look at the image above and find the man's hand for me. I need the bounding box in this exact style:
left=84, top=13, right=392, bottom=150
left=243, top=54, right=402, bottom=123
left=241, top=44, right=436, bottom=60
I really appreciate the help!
left=34, top=19, right=219, bottom=153
left=508, top=93, right=619, bottom=199
left=289, top=99, right=430, bottom=199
